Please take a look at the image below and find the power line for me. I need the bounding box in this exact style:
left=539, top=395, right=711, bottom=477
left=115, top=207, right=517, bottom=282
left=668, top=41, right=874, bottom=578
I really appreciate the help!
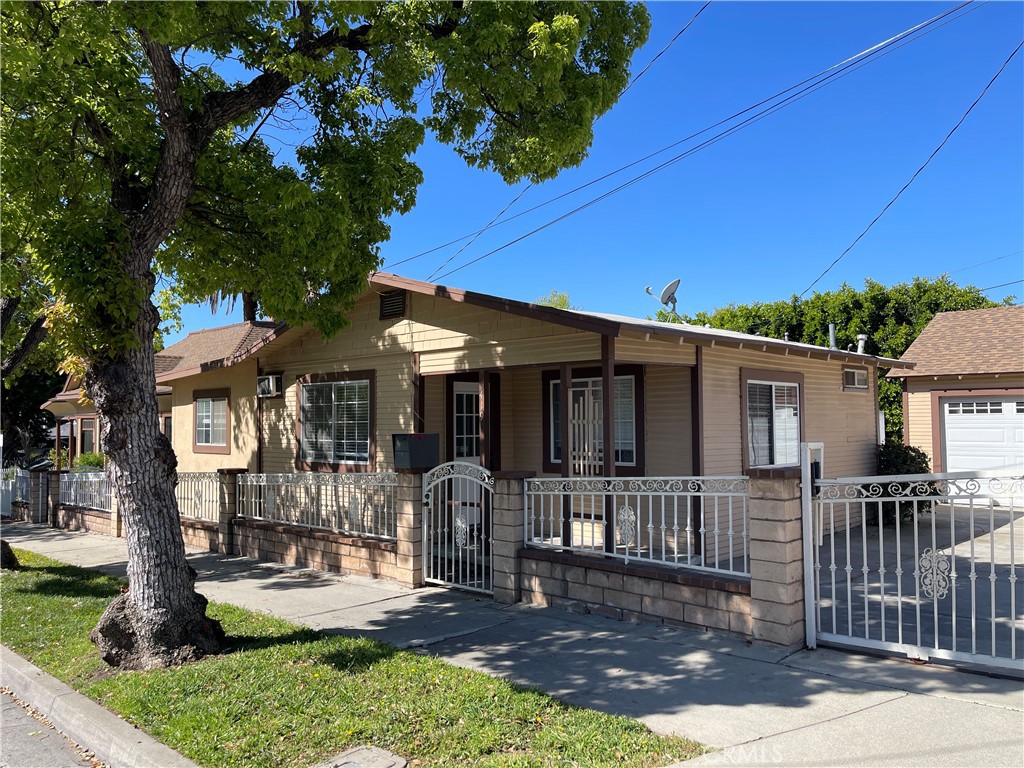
left=431, top=4, right=982, bottom=283
left=979, top=279, right=1024, bottom=291
left=621, top=0, right=712, bottom=96
left=948, top=249, right=1024, bottom=274
left=386, top=0, right=715, bottom=275
left=799, top=38, right=1024, bottom=298
left=384, top=1, right=978, bottom=275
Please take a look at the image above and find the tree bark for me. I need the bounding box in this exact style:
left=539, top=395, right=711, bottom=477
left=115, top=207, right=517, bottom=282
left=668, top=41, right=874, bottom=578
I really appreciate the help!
left=1, top=312, right=49, bottom=380
left=85, top=262, right=224, bottom=670
left=242, top=291, right=257, bottom=322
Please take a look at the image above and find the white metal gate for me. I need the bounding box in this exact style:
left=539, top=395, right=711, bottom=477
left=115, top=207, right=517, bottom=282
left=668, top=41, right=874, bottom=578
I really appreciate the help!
left=802, top=445, right=1023, bottom=676
left=423, top=461, right=494, bottom=594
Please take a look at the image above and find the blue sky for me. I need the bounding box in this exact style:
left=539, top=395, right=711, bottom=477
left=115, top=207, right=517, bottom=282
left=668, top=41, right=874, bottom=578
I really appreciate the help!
left=168, top=1, right=1023, bottom=345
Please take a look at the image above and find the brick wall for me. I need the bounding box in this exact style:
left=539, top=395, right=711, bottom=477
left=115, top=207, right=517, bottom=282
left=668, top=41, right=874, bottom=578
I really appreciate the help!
left=233, top=519, right=397, bottom=580
left=181, top=519, right=219, bottom=553
left=519, top=549, right=752, bottom=636
left=54, top=505, right=114, bottom=536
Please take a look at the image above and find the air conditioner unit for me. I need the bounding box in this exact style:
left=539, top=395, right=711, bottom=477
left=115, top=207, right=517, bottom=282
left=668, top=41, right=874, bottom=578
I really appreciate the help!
left=256, top=374, right=282, bottom=398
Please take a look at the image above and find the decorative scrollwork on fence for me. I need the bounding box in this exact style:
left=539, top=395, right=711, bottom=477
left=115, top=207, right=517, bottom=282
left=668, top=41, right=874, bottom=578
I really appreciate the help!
left=425, top=461, right=494, bottom=489
left=455, top=511, right=469, bottom=548
left=817, top=474, right=1018, bottom=501
left=526, top=475, right=748, bottom=495
left=918, top=548, right=951, bottom=600
left=617, top=505, right=636, bottom=546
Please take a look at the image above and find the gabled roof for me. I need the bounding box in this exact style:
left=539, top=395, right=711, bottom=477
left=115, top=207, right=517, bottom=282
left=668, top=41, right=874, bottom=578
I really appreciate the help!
left=370, top=273, right=911, bottom=368
left=888, top=305, right=1024, bottom=378
left=154, top=320, right=285, bottom=383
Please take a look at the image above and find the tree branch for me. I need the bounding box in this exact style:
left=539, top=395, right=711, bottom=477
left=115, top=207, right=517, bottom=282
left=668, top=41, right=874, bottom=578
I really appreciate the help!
left=1, top=312, right=48, bottom=380
left=1, top=295, right=21, bottom=338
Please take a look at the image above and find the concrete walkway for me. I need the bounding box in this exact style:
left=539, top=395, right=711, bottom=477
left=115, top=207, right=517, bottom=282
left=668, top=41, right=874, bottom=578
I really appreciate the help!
left=2, top=522, right=1022, bottom=767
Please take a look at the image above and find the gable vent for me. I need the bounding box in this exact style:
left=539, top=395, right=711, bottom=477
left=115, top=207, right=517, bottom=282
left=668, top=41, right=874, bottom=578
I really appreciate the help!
left=380, top=289, right=407, bottom=320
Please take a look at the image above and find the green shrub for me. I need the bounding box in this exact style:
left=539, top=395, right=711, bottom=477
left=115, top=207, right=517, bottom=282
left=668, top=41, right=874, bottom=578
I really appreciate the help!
left=47, top=447, right=70, bottom=468
left=876, top=442, right=932, bottom=524
left=73, top=451, right=106, bottom=469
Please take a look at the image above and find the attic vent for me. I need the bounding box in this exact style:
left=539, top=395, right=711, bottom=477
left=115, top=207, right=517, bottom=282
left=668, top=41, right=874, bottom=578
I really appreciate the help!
left=380, top=289, right=407, bottom=320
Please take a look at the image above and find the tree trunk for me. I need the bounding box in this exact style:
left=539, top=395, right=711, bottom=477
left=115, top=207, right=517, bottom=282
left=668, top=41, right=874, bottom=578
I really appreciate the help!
left=85, top=249, right=224, bottom=670
left=241, top=291, right=257, bottom=322
left=1, top=312, right=49, bottom=380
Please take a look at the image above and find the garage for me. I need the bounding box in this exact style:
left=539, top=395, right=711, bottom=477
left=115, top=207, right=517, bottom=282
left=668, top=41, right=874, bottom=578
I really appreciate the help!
left=942, top=397, right=1024, bottom=474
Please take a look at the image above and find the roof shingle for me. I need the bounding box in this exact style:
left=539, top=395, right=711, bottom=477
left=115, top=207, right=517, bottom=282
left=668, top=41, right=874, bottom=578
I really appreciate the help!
left=890, top=306, right=1024, bottom=378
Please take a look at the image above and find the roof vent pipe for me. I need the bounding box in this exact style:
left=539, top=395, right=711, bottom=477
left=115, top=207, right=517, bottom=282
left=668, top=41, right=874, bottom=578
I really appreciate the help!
left=856, top=334, right=868, bottom=354
left=828, top=323, right=837, bottom=350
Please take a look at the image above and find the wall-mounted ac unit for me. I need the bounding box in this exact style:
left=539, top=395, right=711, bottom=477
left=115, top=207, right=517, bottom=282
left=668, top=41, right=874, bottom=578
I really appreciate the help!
left=256, top=374, right=283, bottom=398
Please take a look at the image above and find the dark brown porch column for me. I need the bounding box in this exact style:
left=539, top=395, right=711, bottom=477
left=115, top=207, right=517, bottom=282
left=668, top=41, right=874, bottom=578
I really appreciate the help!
left=559, top=363, right=571, bottom=547
left=602, top=335, right=616, bottom=552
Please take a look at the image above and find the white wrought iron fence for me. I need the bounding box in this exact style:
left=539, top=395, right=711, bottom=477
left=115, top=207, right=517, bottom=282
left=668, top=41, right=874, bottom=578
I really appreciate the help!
left=59, top=471, right=113, bottom=512
left=237, top=472, right=398, bottom=540
left=525, top=475, right=750, bottom=576
left=811, top=471, right=1023, bottom=675
left=175, top=472, right=220, bottom=521
left=2, top=469, right=30, bottom=503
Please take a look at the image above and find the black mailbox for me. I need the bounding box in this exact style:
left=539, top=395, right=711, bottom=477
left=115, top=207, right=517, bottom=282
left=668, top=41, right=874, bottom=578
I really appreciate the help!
left=392, top=433, right=439, bottom=470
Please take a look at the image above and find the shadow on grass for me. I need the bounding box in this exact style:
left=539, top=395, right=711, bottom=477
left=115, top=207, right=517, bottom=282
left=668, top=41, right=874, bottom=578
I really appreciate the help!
left=12, top=563, right=123, bottom=600
left=222, top=627, right=397, bottom=674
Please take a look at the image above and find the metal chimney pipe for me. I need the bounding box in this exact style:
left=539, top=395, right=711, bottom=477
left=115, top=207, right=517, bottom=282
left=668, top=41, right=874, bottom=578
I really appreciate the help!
left=856, top=334, right=868, bottom=354
left=828, top=323, right=837, bottom=350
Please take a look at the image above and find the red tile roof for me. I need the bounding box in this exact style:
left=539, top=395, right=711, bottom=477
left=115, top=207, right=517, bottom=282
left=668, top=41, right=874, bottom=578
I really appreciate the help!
left=889, top=306, right=1024, bottom=378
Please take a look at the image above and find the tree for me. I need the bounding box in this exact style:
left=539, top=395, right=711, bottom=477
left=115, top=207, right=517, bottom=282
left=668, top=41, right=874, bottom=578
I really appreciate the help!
left=535, top=289, right=578, bottom=309
left=1, top=2, right=649, bottom=669
left=657, top=277, right=1009, bottom=440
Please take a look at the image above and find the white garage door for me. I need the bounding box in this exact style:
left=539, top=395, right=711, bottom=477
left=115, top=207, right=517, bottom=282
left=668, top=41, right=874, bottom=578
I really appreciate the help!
left=942, top=397, right=1024, bottom=474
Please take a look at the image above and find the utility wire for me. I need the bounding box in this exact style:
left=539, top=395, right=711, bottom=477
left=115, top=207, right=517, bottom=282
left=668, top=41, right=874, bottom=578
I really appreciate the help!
left=799, top=38, right=1024, bottom=298
left=431, top=4, right=982, bottom=283
left=383, top=1, right=977, bottom=274
left=621, top=0, right=712, bottom=95
left=391, top=1, right=714, bottom=277
left=948, top=249, right=1024, bottom=274
left=978, top=279, right=1024, bottom=291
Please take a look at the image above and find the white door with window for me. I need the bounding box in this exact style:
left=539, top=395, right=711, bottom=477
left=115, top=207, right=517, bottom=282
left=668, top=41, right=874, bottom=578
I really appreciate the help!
left=452, top=382, right=481, bottom=522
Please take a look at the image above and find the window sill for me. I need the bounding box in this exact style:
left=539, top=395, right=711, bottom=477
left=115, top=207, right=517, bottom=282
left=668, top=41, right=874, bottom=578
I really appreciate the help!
left=194, top=443, right=230, bottom=455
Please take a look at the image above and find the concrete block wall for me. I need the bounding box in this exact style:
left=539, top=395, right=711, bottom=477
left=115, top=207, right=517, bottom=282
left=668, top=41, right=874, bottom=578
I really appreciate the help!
left=519, top=549, right=752, bottom=635
left=232, top=519, right=397, bottom=579
left=180, top=519, right=219, bottom=553
left=54, top=506, right=115, bottom=537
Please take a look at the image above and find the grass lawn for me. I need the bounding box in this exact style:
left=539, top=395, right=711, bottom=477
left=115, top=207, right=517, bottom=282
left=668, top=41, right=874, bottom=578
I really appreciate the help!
left=1, top=549, right=706, bottom=768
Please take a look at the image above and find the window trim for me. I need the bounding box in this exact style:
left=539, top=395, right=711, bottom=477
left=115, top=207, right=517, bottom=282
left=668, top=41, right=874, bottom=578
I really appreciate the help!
left=193, top=389, right=230, bottom=455
left=842, top=366, right=870, bottom=392
left=160, top=413, right=173, bottom=442
left=294, top=370, right=376, bottom=472
left=79, top=417, right=96, bottom=455
left=740, top=369, right=804, bottom=471
left=542, top=365, right=645, bottom=476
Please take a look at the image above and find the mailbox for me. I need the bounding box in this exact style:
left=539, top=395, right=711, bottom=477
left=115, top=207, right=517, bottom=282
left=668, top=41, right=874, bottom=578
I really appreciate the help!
left=392, top=433, right=439, bottom=470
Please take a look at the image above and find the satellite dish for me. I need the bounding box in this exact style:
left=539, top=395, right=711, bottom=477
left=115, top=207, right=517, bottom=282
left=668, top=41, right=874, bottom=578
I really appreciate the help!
left=659, top=279, right=680, bottom=311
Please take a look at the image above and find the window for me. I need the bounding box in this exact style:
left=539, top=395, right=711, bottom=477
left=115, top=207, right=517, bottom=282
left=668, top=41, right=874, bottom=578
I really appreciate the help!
left=947, top=401, right=1004, bottom=415
left=193, top=390, right=229, bottom=454
left=80, top=418, right=95, bottom=454
left=300, top=377, right=372, bottom=465
left=746, top=381, right=800, bottom=467
left=161, top=415, right=172, bottom=441
left=548, top=374, right=637, bottom=467
left=843, top=367, right=869, bottom=390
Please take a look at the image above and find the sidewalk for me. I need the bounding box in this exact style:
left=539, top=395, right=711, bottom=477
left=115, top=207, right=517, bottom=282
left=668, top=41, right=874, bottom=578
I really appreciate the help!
left=3, top=522, right=1022, bottom=767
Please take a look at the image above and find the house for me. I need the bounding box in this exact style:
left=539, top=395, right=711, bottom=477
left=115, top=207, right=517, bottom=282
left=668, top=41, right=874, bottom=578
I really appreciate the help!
left=44, top=273, right=906, bottom=481
left=888, top=305, right=1024, bottom=474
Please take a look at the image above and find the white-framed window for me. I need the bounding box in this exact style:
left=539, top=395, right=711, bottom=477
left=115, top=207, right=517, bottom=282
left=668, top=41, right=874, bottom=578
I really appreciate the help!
left=843, top=367, right=869, bottom=390
left=947, top=401, right=1004, bottom=415
left=80, top=418, right=96, bottom=454
left=300, top=379, right=371, bottom=464
left=195, top=397, right=227, bottom=446
left=747, top=380, right=800, bottom=467
left=549, top=375, right=636, bottom=465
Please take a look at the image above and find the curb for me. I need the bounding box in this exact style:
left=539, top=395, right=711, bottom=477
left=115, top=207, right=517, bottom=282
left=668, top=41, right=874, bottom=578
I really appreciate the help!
left=1, top=645, right=199, bottom=768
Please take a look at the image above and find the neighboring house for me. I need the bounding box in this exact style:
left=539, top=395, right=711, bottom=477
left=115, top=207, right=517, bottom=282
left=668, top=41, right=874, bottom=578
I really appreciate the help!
left=44, top=273, right=907, bottom=480
left=888, top=305, right=1024, bottom=474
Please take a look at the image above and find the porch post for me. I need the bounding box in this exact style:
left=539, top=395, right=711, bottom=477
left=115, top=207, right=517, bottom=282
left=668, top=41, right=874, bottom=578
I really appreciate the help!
left=601, top=335, right=616, bottom=553
left=491, top=471, right=533, bottom=605
left=691, top=347, right=704, bottom=557
left=748, top=472, right=805, bottom=648
left=478, top=370, right=488, bottom=468
left=395, top=470, right=423, bottom=588
left=559, top=364, right=572, bottom=547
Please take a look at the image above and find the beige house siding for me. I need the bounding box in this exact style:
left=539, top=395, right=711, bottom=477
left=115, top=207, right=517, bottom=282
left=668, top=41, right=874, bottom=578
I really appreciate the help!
left=905, top=388, right=934, bottom=464
left=701, top=347, right=879, bottom=478
left=171, top=360, right=259, bottom=472
left=645, top=366, right=693, bottom=476
left=614, top=334, right=697, bottom=366
left=507, top=368, right=544, bottom=475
